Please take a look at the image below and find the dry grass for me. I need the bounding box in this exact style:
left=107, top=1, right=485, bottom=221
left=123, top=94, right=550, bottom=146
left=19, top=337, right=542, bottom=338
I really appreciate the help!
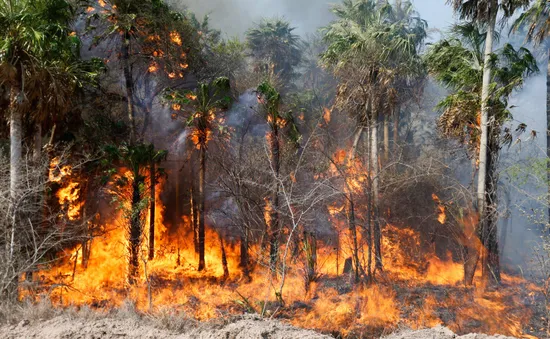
left=0, top=297, right=60, bottom=325
left=0, top=296, right=194, bottom=334
left=146, top=306, right=197, bottom=332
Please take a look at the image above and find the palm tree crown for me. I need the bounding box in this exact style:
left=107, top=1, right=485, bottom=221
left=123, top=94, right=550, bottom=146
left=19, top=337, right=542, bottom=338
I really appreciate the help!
left=246, top=18, right=302, bottom=82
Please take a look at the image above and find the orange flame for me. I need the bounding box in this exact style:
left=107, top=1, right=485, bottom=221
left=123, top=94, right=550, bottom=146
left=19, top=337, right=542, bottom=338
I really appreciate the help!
left=431, top=193, right=446, bottom=224
left=170, top=31, right=182, bottom=46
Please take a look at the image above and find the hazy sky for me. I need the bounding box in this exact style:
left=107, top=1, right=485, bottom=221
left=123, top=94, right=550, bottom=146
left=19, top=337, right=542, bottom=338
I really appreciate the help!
left=177, top=0, right=456, bottom=38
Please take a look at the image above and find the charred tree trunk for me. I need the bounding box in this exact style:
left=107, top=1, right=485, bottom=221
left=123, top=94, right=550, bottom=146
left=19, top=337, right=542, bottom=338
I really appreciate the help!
left=349, top=127, right=363, bottom=161
left=128, top=173, right=144, bottom=284
left=121, top=30, right=136, bottom=144
left=481, top=128, right=501, bottom=284
left=198, top=146, right=206, bottom=271
left=190, top=187, right=199, bottom=255
left=477, top=1, right=496, bottom=265
left=348, top=198, right=360, bottom=283
left=463, top=243, right=480, bottom=286
left=547, top=49, right=550, bottom=231
left=33, top=122, right=42, bottom=163
left=148, top=158, right=156, bottom=261
left=393, top=105, right=400, bottom=155
left=269, top=125, right=281, bottom=273
left=384, top=113, right=389, bottom=162
left=303, top=231, right=317, bottom=291
left=371, top=109, right=383, bottom=271
left=220, top=234, right=229, bottom=281
left=140, top=76, right=153, bottom=137
left=81, top=180, right=93, bottom=269
left=363, top=128, right=373, bottom=282
left=240, top=233, right=250, bottom=280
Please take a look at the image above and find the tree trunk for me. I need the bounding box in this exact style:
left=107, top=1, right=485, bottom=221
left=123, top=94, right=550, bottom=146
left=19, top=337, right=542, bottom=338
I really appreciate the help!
left=269, top=125, right=281, bottom=273
left=481, top=129, right=501, bottom=283
left=348, top=198, right=360, bottom=283
left=190, top=187, right=199, bottom=255
left=220, top=233, right=229, bottom=281
left=140, top=75, right=153, bottom=137
left=384, top=113, right=389, bottom=162
left=122, top=30, right=136, bottom=144
left=7, top=87, right=22, bottom=300
left=349, top=127, right=363, bottom=161
left=33, top=123, right=42, bottom=163
left=240, top=233, right=250, bottom=280
left=477, top=0, right=496, bottom=250
left=303, top=231, right=317, bottom=291
left=371, top=110, right=382, bottom=271
left=477, top=3, right=497, bottom=285
left=547, top=49, right=550, bottom=231
left=363, top=128, right=373, bottom=282
left=393, top=105, right=400, bottom=155
left=128, top=173, right=144, bottom=284
left=463, top=244, right=479, bottom=286
left=198, top=146, right=206, bottom=271
left=9, top=87, right=21, bottom=221
left=148, top=158, right=156, bottom=260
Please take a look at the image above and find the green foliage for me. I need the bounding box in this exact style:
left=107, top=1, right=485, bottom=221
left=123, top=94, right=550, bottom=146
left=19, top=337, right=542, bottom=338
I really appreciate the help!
left=448, top=0, right=530, bottom=22
left=104, top=143, right=167, bottom=176
left=164, top=77, right=232, bottom=149
left=87, top=0, right=201, bottom=78
left=321, top=0, right=426, bottom=71
left=0, top=0, right=102, bottom=121
left=256, top=80, right=302, bottom=148
left=425, top=23, right=538, bottom=154
left=321, top=0, right=427, bottom=120
left=246, top=18, right=303, bottom=82
left=511, top=0, right=550, bottom=46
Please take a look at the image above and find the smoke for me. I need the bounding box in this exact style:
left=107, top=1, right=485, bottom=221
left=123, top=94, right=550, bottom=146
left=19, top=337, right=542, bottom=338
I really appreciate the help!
left=168, top=0, right=336, bottom=37
left=168, top=0, right=455, bottom=40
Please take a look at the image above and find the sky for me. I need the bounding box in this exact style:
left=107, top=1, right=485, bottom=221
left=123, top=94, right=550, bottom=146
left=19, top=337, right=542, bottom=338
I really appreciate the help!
left=175, top=0, right=456, bottom=38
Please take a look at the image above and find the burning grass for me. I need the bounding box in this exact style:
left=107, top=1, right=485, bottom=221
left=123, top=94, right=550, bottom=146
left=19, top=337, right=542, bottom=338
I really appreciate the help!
left=20, top=162, right=546, bottom=339
left=24, top=209, right=546, bottom=338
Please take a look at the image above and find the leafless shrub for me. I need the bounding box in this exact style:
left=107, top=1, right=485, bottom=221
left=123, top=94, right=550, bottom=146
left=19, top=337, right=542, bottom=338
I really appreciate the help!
left=0, top=149, right=91, bottom=303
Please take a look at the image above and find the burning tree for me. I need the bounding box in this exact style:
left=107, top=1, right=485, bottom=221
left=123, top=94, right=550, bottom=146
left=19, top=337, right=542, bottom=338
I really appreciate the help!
left=105, top=143, right=167, bottom=284
left=86, top=0, right=200, bottom=144
left=0, top=0, right=101, bottom=300
left=321, top=0, right=427, bottom=274
left=255, top=80, right=302, bottom=274
left=426, top=22, right=538, bottom=284
left=165, top=77, right=231, bottom=271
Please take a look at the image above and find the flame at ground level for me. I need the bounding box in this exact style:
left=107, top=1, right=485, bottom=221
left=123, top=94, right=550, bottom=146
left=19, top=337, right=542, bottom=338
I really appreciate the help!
left=27, top=187, right=544, bottom=338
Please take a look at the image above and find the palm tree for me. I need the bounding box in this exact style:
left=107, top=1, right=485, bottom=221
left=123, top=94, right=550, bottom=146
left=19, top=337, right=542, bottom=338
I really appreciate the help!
left=246, top=18, right=303, bottom=84
left=166, top=77, right=231, bottom=271
left=511, top=0, right=550, bottom=230
left=88, top=0, right=199, bottom=144
left=0, top=0, right=99, bottom=299
left=426, top=22, right=538, bottom=284
left=255, top=80, right=301, bottom=274
left=446, top=0, right=530, bottom=285
left=385, top=0, right=428, bottom=157
left=106, top=143, right=167, bottom=284
left=321, top=0, right=427, bottom=273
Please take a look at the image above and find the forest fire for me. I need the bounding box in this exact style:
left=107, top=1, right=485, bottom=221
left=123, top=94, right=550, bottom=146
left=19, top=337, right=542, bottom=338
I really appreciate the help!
left=3, top=0, right=550, bottom=338
left=28, top=162, right=541, bottom=338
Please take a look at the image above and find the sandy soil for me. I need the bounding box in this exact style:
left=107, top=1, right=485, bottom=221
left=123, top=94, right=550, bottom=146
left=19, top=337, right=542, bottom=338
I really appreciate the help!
left=0, top=316, right=520, bottom=339
left=384, top=326, right=518, bottom=339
